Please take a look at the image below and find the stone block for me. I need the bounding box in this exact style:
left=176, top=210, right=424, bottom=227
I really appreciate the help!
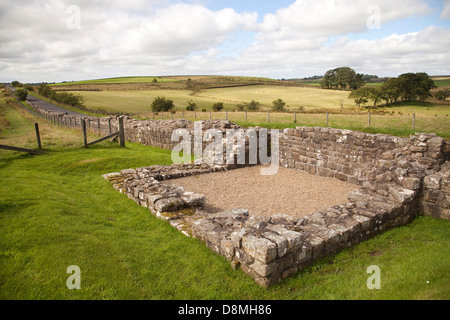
left=181, top=192, right=205, bottom=207
left=263, top=232, right=288, bottom=258
left=154, top=197, right=185, bottom=212
left=230, top=228, right=247, bottom=247
left=348, top=189, right=371, bottom=203
left=266, top=224, right=303, bottom=250
left=249, top=260, right=278, bottom=277
left=400, top=177, right=421, bottom=190
left=335, top=172, right=348, bottom=182
left=424, top=175, right=441, bottom=190
left=242, top=235, right=277, bottom=264
left=423, top=189, right=441, bottom=202
left=220, top=239, right=236, bottom=260
left=421, top=202, right=442, bottom=219
left=389, top=187, right=416, bottom=203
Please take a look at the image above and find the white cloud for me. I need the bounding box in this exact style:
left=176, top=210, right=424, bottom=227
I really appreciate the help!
left=0, top=0, right=448, bottom=82
left=441, top=0, right=450, bottom=19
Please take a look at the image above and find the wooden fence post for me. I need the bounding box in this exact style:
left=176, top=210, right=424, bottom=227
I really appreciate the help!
left=108, top=118, right=112, bottom=134
left=118, top=117, right=125, bottom=147
left=294, top=112, right=297, bottom=123
left=82, top=119, right=87, bottom=148
left=245, top=111, right=247, bottom=122
left=412, top=114, right=416, bottom=130
left=35, top=123, right=41, bottom=149
left=267, top=111, right=270, bottom=123
left=326, top=112, right=329, bottom=127
left=368, top=112, right=371, bottom=127
left=98, top=118, right=101, bottom=135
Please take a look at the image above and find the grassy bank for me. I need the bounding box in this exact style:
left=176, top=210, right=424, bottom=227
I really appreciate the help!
left=1, top=93, right=449, bottom=299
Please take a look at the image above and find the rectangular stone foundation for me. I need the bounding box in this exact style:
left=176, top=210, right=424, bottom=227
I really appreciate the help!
left=103, top=162, right=422, bottom=288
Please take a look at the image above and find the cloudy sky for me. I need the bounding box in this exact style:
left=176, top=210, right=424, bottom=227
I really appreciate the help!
left=1, top=0, right=450, bottom=83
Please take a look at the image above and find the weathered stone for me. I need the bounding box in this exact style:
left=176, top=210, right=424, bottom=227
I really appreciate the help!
left=424, top=175, right=442, bottom=190
left=399, top=177, right=421, bottom=190
left=242, top=235, right=277, bottom=263
left=266, top=224, right=303, bottom=250
left=244, top=216, right=267, bottom=229
left=389, top=187, right=416, bottom=203
left=352, top=214, right=371, bottom=229
left=263, top=232, right=288, bottom=258
left=348, top=189, right=370, bottom=202
left=230, top=228, right=247, bottom=247
left=220, top=239, right=236, bottom=260
left=423, top=189, right=441, bottom=202
left=181, top=192, right=205, bottom=207
left=154, top=197, right=185, bottom=212
left=249, top=260, right=278, bottom=277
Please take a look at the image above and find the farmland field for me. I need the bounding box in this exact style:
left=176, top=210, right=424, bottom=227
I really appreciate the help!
left=42, top=75, right=450, bottom=139
left=79, top=85, right=356, bottom=114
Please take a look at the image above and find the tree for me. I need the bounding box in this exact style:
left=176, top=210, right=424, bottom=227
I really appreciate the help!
left=397, top=72, right=436, bottom=102
left=434, top=89, right=450, bottom=101
left=38, top=84, right=53, bottom=98
left=272, top=98, right=286, bottom=112
left=350, top=73, right=365, bottom=90
left=320, top=67, right=365, bottom=90
left=320, top=69, right=337, bottom=89
left=11, top=81, right=22, bottom=87
left=151, top=96, right=174, bottom=112
left=247, top=100, right=261, bottom=111
left=212, top=102, right=224, bottom=112
left=24, top=84, right=34, bottom=91
left=349, top=87, right=370, bottom=108
left=380, top=78, right=402, bottom=105
left=14, top=88, right=28, bottom=101
left=186, top=100, right=197, bottom=111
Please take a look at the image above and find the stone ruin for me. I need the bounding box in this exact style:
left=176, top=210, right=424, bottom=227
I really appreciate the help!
left=101, top=124, right=449, bottom=288
left=23, top=102, right=450, bottom=287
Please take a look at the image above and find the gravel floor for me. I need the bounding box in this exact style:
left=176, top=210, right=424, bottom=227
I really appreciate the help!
left=166, top=165, right=357, bottom=219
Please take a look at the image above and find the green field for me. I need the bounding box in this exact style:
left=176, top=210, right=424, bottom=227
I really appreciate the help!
left=78, top=85, right=356, bottom=114
left=51, top=75, right=279, bottom=86
left=1, top=93, right=449, bottom=300
left=73, top=85, right=450, bottom=139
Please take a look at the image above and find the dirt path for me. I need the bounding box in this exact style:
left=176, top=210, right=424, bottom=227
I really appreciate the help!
left=166, top=165, right=357, bottom=219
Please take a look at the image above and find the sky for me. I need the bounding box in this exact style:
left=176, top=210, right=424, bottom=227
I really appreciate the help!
left=1, top=0, right=450, bottom=83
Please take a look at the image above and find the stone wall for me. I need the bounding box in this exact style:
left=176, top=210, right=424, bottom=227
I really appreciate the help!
left=103, top=161, right=421, bottom=288
left=28, top=99, right=449, bottom=287
left=279, top=127, right=446, bottom=187
left=420, top=162, right=450, bottom=220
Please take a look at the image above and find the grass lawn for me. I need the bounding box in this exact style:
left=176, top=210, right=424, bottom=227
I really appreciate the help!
left=1, top=92, right=449, bottom=300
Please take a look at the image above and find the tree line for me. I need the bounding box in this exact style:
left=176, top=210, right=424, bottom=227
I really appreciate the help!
left=319, top=68, right=443, bottom=108
left=37, top=84, right=85, bottom=108
left=349, top=72, right=437, bottom=107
